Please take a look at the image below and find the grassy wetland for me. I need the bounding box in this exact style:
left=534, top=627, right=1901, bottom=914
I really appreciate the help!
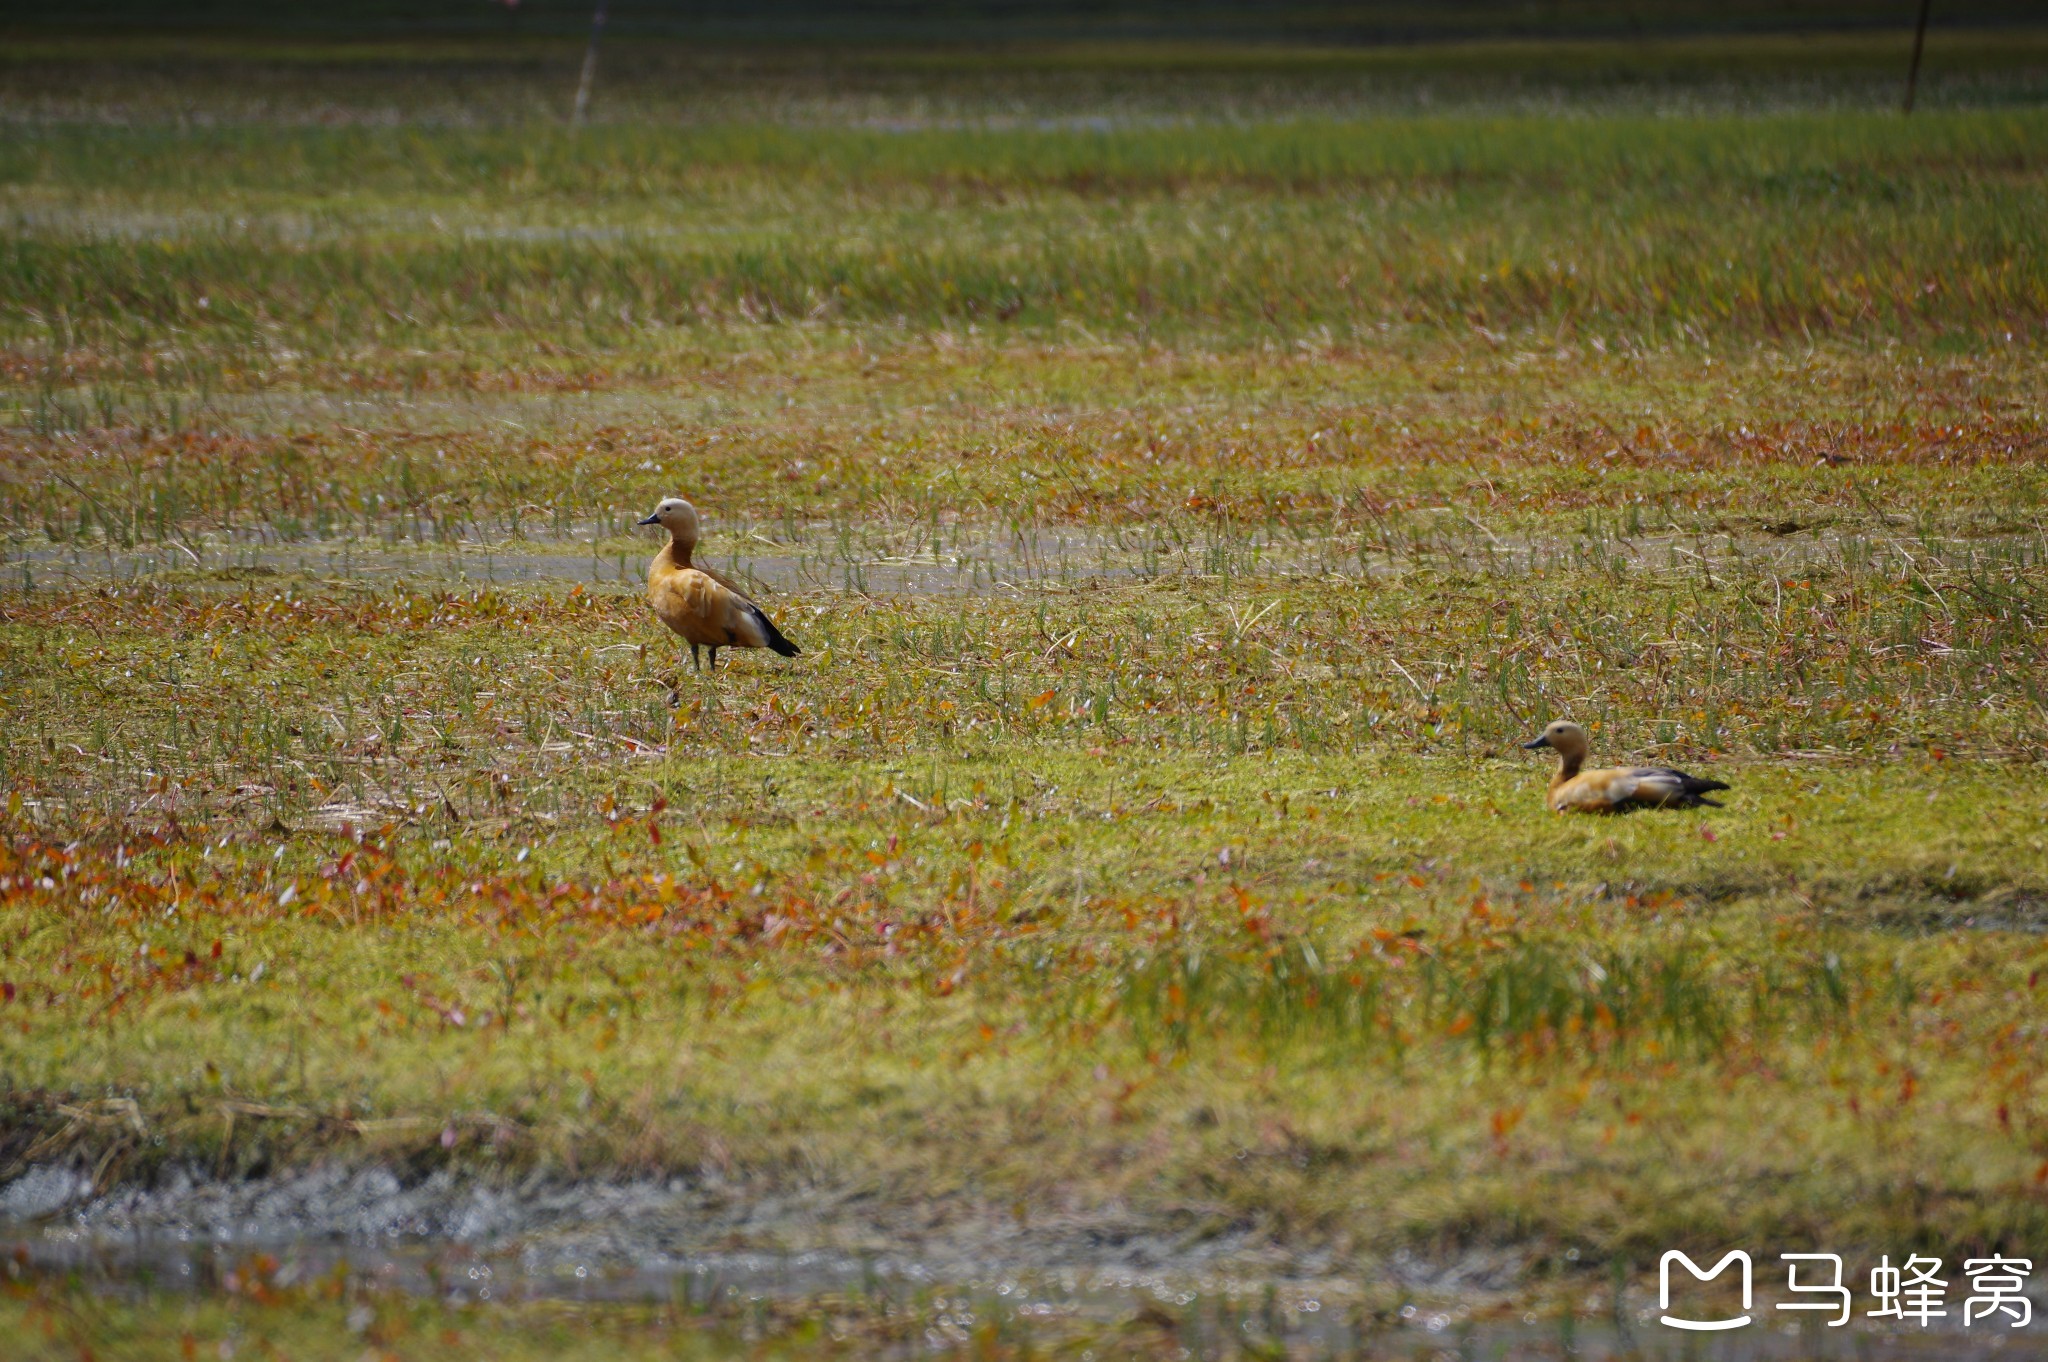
left=3, top=21, right=2048, bottom=1360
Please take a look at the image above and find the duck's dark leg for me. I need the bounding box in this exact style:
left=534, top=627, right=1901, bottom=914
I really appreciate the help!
left=689, top=643, right=701, bottom=672
left=708, top=646, right=720, bottom=672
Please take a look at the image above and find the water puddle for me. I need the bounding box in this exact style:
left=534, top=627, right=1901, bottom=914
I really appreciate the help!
left=0, top=523, right=1352, bottom=596
left=18, top=1233, right=2045, bottom=1360
left=3, top=1165, right=2043, bottom=1359
left=4, top=520, right=2024, bottom=598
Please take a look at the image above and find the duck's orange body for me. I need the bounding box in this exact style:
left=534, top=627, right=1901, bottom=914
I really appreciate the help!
left=1525, top=721, right=1728, bottom=814
left=1548, top=765, right=1723, bottom=813
left=648, top=542, right=774, bottom=650
left=639, top=498, right=799, bottom=672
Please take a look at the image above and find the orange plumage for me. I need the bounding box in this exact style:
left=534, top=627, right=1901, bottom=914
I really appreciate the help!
left=1522, top=721, right=1728, bottom=814
left=638, top=497, right=799, bottom=672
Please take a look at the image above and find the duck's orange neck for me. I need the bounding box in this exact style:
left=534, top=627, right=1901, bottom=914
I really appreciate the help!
left=657, top=535, right=695, bottom=570
left=1549, top=751, right=1583, bottom=790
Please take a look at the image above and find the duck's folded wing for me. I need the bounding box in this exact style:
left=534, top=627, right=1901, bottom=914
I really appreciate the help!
left=1620, top=768, right=1691, bottom=806
left=693, top=563, right=760, bottom=602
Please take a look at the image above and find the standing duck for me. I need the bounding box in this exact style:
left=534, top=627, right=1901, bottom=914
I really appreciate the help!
left=639, top=497, right=799, bottom=672
left=1522, top=720, right=1728, bottom=813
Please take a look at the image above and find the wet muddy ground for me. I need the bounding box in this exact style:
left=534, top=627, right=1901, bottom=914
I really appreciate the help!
left=3, top=1162, right=2044, bottom=1359
left=1, top=520, right=2005, bottom=600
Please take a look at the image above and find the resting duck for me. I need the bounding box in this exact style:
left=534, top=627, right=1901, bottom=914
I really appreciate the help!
left=1522, top=720, right=1728, bottom=813
left=639, top=497, right=799, bottom=672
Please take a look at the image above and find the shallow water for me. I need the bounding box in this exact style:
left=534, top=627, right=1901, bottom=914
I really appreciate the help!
left=1, top=523, right=1227, bottom=595
left=4, top=1164, right=2044, bottom=1359
left=1, top=520, right=2013, bottom=599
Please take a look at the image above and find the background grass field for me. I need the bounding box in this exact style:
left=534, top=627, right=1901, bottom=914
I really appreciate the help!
left=2, top=15, right=2047, bottom=1359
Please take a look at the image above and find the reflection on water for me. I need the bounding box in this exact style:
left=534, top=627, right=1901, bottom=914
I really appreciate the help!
left=9, top=1228, right=2044, bottom=1360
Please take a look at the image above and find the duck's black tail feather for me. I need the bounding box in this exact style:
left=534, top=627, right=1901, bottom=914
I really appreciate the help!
left=1681, top=772, right=1730, bottom=806
left=748, top=603, right=801, bottom=657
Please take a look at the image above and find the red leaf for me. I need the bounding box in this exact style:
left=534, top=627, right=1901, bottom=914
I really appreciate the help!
left=210, top=940, right=222, bottom=959
left=1, top=982, right=13, bottom=1002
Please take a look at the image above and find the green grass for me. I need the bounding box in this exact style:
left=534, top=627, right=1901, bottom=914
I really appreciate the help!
left=5, top=112, right=2045, bottom=358
left=3, top=578, right=2045, bottom=1265
left=2, top=26, right=2048, bottom=1355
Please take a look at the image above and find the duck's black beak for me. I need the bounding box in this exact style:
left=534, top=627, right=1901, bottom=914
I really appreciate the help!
left=637, top=513, right=661, bottom=526
left=1522, top=735, right=1551, bottom=750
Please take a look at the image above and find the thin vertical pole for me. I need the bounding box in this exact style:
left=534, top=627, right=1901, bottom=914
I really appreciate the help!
left=1904, top=0, right=1933, bottom=114
left=572, top=0, right=610, bottom=127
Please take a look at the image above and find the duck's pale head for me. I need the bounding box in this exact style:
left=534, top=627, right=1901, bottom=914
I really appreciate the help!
left=1522, top=719, right=1590, bottom=759
left=638, top=497, right=701, bottom=543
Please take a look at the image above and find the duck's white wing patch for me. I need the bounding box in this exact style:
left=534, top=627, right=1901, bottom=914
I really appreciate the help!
left=1600, top=771, right=1644, bottom=806
left=1620, top=768, right=1686, bottom=806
